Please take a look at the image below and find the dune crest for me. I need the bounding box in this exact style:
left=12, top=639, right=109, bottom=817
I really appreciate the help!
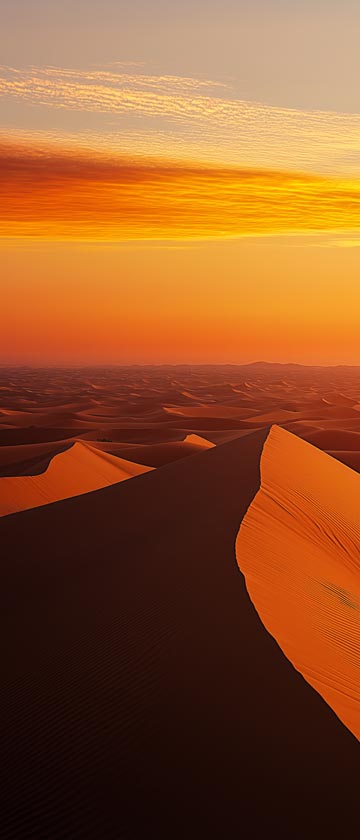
left=236, top=424, right=360, bottom=740
left=183, top=433, right=215, bottom=448
left=0, top=440, right=152, bottom=517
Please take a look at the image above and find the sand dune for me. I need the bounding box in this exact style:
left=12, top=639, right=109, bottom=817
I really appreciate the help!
left=169, top=417, right=250, bottom=431
left=0, top=410, right=80, bottom=428
left=0, top=427, right=89, bottom=446
left=236, top=425, right=360, bottom=740
left=302, top=428, right=360, bottom=450
left=0, top=429, right=359, bottom=838
left=244, top=408, right=300, bottom=424
left=1, top=365, right=360, bottom=835
left=0, top=439, right=74, bottom=476
left=327, top=450, right=360, bottom=472
left=184, top=433, right=215, bottom=448
left=2, top=366, right=360, bottom=457
left=322, top=393, right=357, bottom=407
left=298, top=405, right=358, bottom=420
left=163, top=404, right=256, bottom=419
left=283, top=420, right=323, bottom=437
left=90, top=434, right=215, bottom=467
left=0, top=440, right=152, bottom=516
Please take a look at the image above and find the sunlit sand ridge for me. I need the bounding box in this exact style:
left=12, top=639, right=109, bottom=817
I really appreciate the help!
left=0, top=440, right=152, bottom=516
left=236, top=424, right=360, bottom=739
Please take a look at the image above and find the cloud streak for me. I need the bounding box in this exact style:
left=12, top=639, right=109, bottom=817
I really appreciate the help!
left=2, top=140, right=360, bottom=242
left=2, top=65, right=360, bottom=176
left=0, top=65, right=228, bottom=107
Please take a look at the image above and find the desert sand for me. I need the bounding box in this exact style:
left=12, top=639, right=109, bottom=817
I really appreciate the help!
left=0, top=440, right=152, bottom=516
left=236, top=425, right=360, bottom=739
left=0, top=365, right=359, bottom=838
left=2, top=364, right=360, bottom=477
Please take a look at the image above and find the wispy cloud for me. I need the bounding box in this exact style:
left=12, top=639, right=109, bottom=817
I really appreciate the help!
left=0, top=65, right=228, bottom=105
left=1, top=65, right=360, bottom=176
left=2, top=140, right=360, bottom=242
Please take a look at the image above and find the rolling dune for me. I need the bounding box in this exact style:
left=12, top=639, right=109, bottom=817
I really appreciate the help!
left=301, top=428, right=360, bottom=450
left=0, top=428, right=359, bottom=838
left=163, top=404, right=256, bottom=419
left=236, top=425, right=360, bottom=740
left=90, top=433, right=215, bottom=466
left=1, top=362, right=360, bottom=838
left=0, top=439, right=74, bottom=476
left=0, top=440, right=152, bottom=516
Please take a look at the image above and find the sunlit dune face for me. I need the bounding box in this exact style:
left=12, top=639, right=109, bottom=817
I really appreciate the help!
left=0, top=440, right=152, bottom=516
left=236, top=425, right=360, bottom=740
left=183, top=433, right=215, bottom=448
left=2, top=141, right=360, bottom=241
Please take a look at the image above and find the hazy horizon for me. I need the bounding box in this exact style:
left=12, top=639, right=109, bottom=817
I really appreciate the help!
left=2, top=360, right=360, bottom=370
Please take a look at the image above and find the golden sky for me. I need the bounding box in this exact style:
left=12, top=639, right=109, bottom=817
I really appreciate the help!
left=2, top=1, right=360, bottom=364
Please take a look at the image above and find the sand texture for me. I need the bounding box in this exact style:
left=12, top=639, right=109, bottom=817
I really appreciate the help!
left=0, top=440, right=152, bottom=516
left=1, top=365, right=360, bottom=838
left=0, top=426, right=359, bottom=838
left=236, top=425, right=360, bottom=739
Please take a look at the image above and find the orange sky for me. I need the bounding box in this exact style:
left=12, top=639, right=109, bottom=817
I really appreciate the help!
left=1, top=135, right=360, bottom=365
left=2, top=237, right=360, bottom=365
left=3, top=141, right=360, bottom=242
left=2, top=3, right=360, bottom=365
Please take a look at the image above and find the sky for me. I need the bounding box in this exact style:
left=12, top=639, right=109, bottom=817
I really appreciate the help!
left=2, top=0, right=360, bottom=365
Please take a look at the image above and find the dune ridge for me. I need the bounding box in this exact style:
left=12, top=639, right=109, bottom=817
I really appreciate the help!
left=0, top=440, right=152, bottom=516
left=236, top=424, right=360, bottom=740
left=1, top=427, right=359, bottom=838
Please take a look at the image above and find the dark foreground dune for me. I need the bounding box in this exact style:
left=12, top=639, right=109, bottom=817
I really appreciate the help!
left=1, top=429, right=359, bottom=839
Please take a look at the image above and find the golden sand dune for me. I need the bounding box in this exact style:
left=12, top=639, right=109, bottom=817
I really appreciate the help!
left=183, top=433, right=215, bottom=448
left=236, top=425, right=360, bottom=740
left=0, top=440, right=152, bottom=517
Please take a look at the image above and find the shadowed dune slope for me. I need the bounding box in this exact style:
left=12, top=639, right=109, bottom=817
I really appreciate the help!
left=163, top=404, right=256, bottom=419
left=327, top=450, right=360, bottom=472
left=90, top=433, right=215, bottom=467
left=236, top=425, right=360, bottom=740
left=0, top=440, right=152, bottom=516
left=0, top=439, right=74, bottom=476
left=0, top=427, right=89, bottom=446
left=0, top=429, right=359, bottom=838
left=302, top=428, right=360, bottom=450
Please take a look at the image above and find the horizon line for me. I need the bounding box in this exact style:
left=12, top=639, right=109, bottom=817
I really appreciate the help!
left=1, top=361, right=360, bottom=370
